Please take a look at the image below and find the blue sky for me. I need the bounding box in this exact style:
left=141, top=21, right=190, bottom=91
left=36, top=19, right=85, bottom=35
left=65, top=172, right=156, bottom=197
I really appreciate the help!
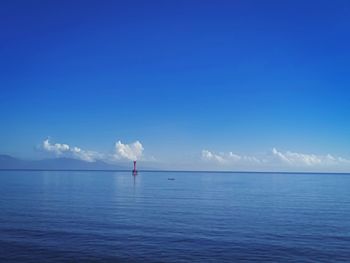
left=1, top=1, right=350, bottom=171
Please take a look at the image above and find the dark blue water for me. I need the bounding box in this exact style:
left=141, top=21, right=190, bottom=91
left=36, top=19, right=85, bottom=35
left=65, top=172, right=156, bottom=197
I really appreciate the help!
left=1, top=171, right=350, bottom=262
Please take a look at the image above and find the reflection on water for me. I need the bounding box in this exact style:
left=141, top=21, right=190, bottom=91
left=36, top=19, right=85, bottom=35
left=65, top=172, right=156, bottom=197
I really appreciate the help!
left=1, top=171, right=350, bottom=262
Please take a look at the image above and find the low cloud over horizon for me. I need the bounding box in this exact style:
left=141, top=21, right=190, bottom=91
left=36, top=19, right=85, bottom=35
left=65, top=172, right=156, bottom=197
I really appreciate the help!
left=202, top=148, right=350, bottom=172
left=114, top=141, right=144, bottom=161
left=42, top=138, right=145, bottom=163
left=40, top=138, right=350, bottom=172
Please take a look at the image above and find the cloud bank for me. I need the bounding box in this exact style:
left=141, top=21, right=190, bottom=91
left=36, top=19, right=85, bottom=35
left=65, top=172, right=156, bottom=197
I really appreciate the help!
left=202, top=148, right=350, bottom=171
left=41, top=138, right=350, bottom=171
left=270, top=148, right=350, bottom=167
left=114, top=140, right=144, bottom=161
left=42, top=139, right=103, bottom=162
left=42, top=138, right=145, bottom=163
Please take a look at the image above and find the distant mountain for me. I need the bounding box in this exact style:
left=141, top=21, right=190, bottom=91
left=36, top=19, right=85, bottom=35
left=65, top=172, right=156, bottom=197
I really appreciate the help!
left=0, top=154, right=128, bottom=170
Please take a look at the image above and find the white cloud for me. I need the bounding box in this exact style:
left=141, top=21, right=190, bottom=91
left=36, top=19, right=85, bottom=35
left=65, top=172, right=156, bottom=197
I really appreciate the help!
left=202, top=150, right=226, bottom=163
left=42, top=138, right=147, bottom=163
left=114, top=140, right=144, bottom=161
left=43, top=139, right=70, bottom=154
left=42, top=138, right=102, bottom=162
left=271, top=148, right=350, bottom=167
left=202, top=148, right=350, bottom=171
left=202, top=150, right=262, bottom=165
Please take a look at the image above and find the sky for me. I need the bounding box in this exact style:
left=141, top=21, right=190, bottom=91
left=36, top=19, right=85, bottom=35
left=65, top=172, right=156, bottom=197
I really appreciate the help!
left=1, top=0, right=350, bottom=171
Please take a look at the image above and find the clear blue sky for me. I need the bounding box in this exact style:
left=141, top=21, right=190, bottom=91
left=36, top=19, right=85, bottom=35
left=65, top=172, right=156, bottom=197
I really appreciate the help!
left=1, top=1, right=350, bottom=170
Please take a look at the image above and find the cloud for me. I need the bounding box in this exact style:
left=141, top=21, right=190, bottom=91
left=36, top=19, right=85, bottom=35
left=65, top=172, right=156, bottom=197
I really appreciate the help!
left=42, top=138, right=103, bottom=162
left=114, top=140, right=144, bottom=161
left=202, top=150, right=262, bottom=165
left=202, top=148, right=350, bottom=170
left=271, top=148, right=350, bottom=167
left=43, top=139, right=70, bottom=154
left=42, top=138, right=147, bottom=163
left=202, top=150, right=227, bottom=163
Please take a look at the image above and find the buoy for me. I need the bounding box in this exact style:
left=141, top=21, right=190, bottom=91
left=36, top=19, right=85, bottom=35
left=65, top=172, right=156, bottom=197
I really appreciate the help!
left=132, top=160, right=137, bottom=175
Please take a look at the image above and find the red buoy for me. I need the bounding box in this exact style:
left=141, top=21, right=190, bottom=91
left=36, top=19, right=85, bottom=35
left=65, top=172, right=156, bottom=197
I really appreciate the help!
left=132, top=161, right=137, bottom=175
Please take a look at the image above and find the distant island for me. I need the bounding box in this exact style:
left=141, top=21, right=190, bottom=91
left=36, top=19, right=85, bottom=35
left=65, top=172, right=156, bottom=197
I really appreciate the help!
left=0, top=155, right=128, bottom=171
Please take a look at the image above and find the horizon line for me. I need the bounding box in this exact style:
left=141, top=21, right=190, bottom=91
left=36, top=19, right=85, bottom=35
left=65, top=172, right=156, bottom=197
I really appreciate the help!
left=1, top=168, right=350, bottom=175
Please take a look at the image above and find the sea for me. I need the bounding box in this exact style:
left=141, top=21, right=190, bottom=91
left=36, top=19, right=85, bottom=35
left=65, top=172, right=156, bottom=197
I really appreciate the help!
left=0, top=170, right=350, bottom=262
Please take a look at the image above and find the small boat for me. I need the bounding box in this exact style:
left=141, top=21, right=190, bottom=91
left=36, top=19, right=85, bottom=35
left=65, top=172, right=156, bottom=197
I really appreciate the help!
left=168, top=178, right=175, bottom=181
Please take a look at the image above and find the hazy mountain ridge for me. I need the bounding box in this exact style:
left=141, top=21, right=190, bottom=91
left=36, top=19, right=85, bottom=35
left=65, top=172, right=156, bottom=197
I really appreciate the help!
left=0, top=155, right=128, bottom=170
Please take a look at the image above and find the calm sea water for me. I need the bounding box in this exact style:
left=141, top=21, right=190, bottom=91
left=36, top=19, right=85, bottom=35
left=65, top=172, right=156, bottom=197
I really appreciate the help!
left=0, top=171, right=350, bottom=262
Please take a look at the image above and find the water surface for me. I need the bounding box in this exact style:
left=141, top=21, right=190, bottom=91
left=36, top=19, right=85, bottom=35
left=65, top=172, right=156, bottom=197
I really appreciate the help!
left=1, top=171, right=350, bottom=262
